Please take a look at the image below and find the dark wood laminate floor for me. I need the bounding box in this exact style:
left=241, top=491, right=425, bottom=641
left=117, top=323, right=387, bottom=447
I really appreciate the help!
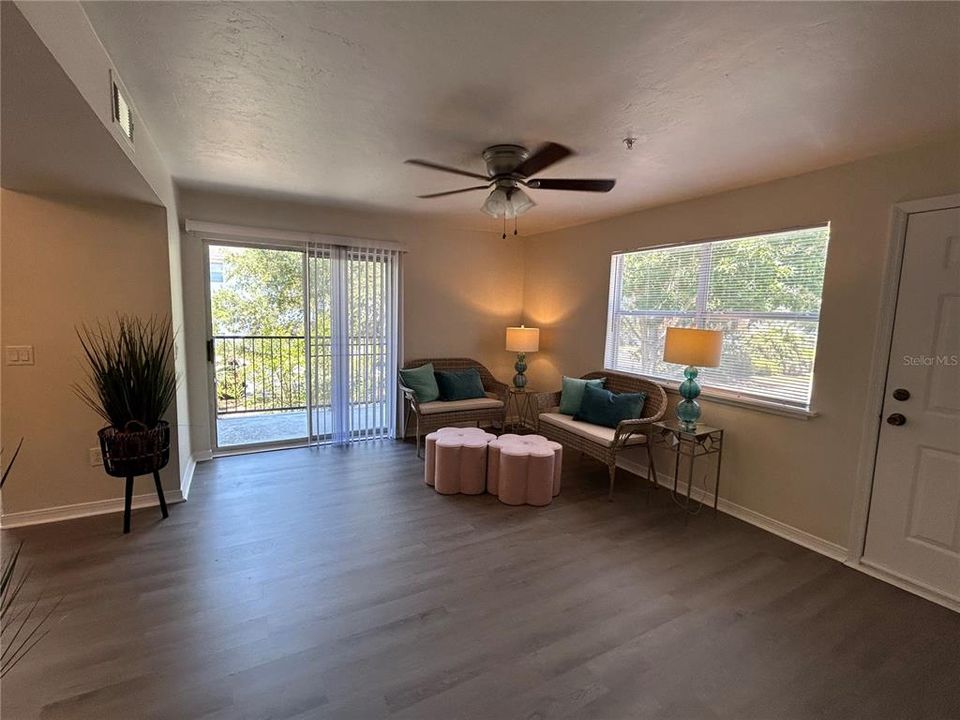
left=2, top=441, right=959, bottom=720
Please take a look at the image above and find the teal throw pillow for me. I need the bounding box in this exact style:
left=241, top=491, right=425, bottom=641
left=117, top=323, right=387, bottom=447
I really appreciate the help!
left=574, top=384, right=647, bottom=429
left=435, top=368, right=486, bottom=401
left=558, top=376, right=606, bottom=415
left=399, top=363, right=440, bottom=403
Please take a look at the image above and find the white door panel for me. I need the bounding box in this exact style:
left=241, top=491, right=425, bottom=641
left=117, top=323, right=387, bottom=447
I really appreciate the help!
left=865, top=207, right=960, bottom=600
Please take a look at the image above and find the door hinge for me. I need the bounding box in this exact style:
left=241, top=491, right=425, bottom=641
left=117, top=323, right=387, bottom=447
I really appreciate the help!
left=207, top=339, right=214, bottom=363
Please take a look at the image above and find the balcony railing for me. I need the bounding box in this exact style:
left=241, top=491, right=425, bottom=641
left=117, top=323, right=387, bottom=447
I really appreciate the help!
left=215, top=335, right=307, bottom=415
left=214, top=335, right=390, bottom=416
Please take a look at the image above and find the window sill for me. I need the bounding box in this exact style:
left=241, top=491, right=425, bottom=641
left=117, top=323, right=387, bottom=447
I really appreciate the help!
left=611, top=371, right=819, bottom=420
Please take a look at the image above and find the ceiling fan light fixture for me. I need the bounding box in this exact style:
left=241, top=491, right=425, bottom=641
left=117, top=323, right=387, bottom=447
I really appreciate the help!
left=481, top=186, right=536, bottom=219
left=509, top=187, right=536, bottom=217
left=481, top=187, right=509, bottom=218
left=409, top=141, right=614, bottom=219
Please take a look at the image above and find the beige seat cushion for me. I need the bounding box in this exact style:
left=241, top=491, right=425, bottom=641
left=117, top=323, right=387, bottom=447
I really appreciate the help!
left=539, top=412, right=647, bottom=448
left=419, top=396, right=504, bottom=415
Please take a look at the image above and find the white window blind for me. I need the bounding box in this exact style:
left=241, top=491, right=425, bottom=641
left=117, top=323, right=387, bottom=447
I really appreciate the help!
left=308, top=243, right=400, bottom=445
left=604, top=225, right=830, bottom=409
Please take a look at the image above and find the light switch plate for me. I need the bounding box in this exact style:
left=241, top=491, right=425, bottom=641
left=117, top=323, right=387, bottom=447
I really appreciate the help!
left=5, top=346, right=34, bottom=366
left=89, top=447, right=103, bottom=467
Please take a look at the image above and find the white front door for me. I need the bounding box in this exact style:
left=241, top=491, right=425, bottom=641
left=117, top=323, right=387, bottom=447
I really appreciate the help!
left=864, top=206, right=960, bottom=601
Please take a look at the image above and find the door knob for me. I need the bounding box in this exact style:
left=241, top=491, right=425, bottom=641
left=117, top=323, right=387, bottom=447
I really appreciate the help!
left=892, top=388, right=910, bottom=401
left=886, top=413, right=906, bottom=426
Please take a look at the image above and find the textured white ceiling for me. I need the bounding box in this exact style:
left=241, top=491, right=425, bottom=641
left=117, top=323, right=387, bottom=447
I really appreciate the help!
left=82, top=1, right=960, bottom=233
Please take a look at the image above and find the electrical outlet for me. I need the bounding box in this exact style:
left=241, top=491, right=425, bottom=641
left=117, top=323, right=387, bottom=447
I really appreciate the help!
left=89, top=447, right=103, bottom=467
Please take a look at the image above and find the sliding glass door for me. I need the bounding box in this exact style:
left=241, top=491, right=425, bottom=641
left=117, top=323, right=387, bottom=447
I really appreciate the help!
left=208, top=244, right=308, bottom=448
left=206, top=240, right=399, bottom=451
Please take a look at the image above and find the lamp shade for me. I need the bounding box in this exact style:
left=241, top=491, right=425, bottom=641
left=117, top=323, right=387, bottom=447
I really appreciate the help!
left=505, top=325, right=540, bottom=353
left=663, top=327, right=722, bottom=368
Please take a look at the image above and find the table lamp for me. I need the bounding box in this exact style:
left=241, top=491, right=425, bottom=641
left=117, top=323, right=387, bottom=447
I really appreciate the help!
left=663, top=327, right=723, bottom=431
left=505, top=325, right=539, bottom=388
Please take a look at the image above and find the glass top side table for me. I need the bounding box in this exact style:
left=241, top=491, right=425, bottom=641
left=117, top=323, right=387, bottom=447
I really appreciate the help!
left=650, top=421, right=724, bottom=514
left=506, top=387, right=538, bottom=433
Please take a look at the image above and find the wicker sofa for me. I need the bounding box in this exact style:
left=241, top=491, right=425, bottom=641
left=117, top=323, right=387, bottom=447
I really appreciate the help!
left=535, top=371, right=667, bottom=499
left=399, top=358, right=509, bottom=457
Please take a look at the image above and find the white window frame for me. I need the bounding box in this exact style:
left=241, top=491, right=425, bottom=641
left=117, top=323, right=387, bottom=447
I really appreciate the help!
left=604, top=225, right=829, bottom=419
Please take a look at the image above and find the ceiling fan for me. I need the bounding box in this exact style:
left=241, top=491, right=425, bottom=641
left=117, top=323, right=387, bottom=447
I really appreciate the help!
left=405, top=142, right=616, bottom=225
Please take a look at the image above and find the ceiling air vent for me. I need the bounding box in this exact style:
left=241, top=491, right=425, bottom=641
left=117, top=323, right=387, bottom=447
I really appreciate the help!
left=110, top=70, right=134, bottom=144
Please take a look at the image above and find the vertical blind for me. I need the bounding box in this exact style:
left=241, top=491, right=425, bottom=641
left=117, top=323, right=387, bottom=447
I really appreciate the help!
left=308, top=243, right=400, bottom=445
left=604, top=225, right=830, bottom=408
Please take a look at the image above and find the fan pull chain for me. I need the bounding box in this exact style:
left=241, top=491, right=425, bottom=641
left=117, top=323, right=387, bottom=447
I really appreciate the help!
left=514, top=215, right=518, bottom=236
left=502, top=213, right=507, bottom=240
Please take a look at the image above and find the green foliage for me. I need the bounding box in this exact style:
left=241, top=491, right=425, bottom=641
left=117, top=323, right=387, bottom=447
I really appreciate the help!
left=209, top=248, right=389, bottom=412
left=211, top=248, right=309, bottom=412
left=620, top=249, right=699, bottom=312
left=215, top=336, right=308, bottom=412
left=706, top=231, right=827, bottom=314
left=614, top=228, right=828, bottom=392
left=619, top=228, right=827, bottom=315
left=74, top=315, right=177, bottom=429
left=728, top=321, right=817, bottom=376
left=211, top=248, right=306, bottom=336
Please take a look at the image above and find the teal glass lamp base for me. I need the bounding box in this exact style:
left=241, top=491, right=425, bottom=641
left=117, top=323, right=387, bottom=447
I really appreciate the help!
left=676, top=366, right=701, bottom=431
left=513, top=352, right=528, bottom=389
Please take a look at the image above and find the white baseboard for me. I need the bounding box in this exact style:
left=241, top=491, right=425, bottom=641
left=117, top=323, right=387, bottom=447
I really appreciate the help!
left=1, top=450, right=210, bottom=529
left=617, top=457, right=847, bottom=562
left=181, top=454, right=198, bottom=500
left=0, top=488, right=186, bottom=529
left=718, top=494, right=848, bottom=561
left=851, top=559, right=960, bottom=613
left=617, top=458, right=960, bottom=612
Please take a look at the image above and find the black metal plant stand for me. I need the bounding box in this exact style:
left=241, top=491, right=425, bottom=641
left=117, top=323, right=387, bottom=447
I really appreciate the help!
left=98, top=421, right=171, bottom=534
left=118, top=471, right=169, bottom=534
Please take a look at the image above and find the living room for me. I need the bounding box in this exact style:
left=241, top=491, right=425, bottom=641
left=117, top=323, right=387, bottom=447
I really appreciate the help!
left=1, top=2, right=958, bottom=718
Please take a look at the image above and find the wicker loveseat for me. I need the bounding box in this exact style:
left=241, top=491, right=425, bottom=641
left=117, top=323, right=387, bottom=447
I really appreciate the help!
left=399, top=358, right=509, bottom=457
left=535, top=371, right=667, bottom=499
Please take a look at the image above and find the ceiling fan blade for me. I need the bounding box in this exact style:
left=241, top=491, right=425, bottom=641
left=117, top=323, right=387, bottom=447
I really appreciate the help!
left=512, top=142, right=573, bottom=177
left=405, top=159, right=490, bottom=181
left=527, top=178, right=616, bottom=192
left=417, top=185, right=491, bottom=199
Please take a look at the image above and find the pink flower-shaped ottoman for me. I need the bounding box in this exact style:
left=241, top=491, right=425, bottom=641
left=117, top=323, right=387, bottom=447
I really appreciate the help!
left=487, top=434, right=563, bottom=506
left=424, top=427, right=496, bottom=495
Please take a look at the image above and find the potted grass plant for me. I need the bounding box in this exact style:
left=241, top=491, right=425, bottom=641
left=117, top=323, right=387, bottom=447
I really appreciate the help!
left=74, top=316, right=177, bottom=531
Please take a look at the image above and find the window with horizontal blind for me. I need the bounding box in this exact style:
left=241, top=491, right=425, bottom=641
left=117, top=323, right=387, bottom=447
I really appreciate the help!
left=604, top=225, right=830, bottom=409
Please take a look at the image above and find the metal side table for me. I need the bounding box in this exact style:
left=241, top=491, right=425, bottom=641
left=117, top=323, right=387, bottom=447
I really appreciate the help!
left=505, top=387, right=538, bottom=433
left=651, top=421, right=724, bottom=515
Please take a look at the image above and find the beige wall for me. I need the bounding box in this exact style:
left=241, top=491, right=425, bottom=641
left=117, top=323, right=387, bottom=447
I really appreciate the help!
left=0, top=189, right=181, bottom=515
left=522, top=138, right=960, bottom=548
left=12, top=1, right=194, bottom=492
left=176, top=188, right=525, bottom=454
